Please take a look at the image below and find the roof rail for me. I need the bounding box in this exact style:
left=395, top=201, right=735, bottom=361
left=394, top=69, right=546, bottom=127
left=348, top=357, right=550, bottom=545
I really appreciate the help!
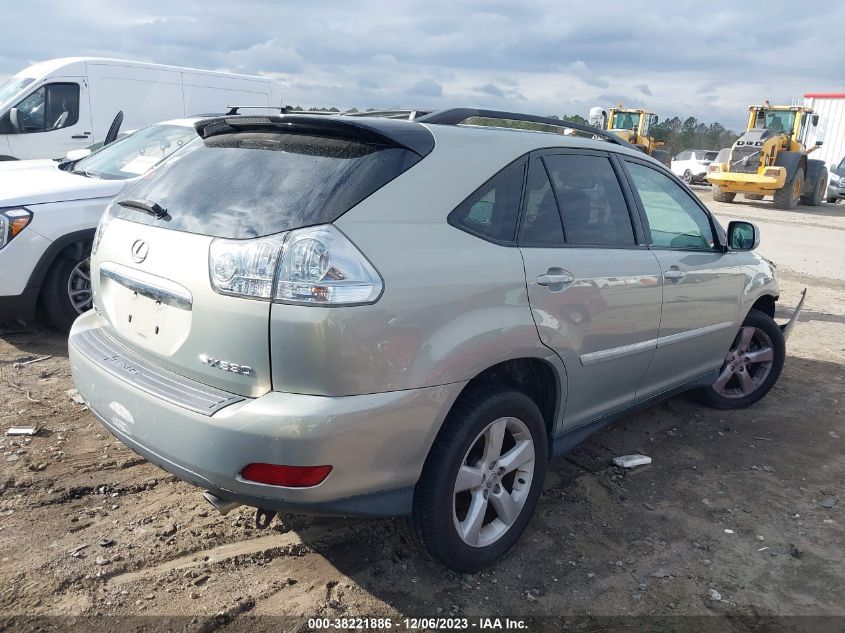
left=415, top=108, right=637, bottom=150
left=343, top=109, right=434, bottom=120
left=226, top=105, right=291, bottom=116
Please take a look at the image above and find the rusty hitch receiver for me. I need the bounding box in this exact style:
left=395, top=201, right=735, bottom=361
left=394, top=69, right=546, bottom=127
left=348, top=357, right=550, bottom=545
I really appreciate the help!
left=255, top=508, right=277, bottom=529
left=780, top=288, right=807, bottom=342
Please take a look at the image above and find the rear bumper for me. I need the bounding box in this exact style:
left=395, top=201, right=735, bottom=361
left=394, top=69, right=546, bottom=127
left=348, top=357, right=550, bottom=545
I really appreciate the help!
left=69, top=311, right=465, bottom=516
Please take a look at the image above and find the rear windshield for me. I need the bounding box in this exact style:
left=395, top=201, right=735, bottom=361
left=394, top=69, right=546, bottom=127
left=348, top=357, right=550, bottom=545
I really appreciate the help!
left=109, top=131, right=423, bottom=239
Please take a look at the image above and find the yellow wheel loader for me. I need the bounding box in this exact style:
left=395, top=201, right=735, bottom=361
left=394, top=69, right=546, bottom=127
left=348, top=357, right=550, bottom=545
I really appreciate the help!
left=589, top=105, right=671, bottom=166
left=706, top=102, right=826, bottom=209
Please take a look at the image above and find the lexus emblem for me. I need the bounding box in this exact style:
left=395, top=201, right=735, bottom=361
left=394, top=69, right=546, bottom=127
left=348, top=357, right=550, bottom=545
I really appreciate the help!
left=131, top=239, right=149, bottom=263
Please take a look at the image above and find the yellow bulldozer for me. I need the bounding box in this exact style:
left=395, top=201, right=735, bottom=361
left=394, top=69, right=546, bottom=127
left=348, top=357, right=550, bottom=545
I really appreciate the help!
left=706, top=102, right=826, bottom=209
left=589, top=105, right=671, bottom=166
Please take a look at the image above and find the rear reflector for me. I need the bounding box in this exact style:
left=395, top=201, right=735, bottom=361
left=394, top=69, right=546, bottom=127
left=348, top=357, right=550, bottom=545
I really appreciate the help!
left=240, top=463, right=332, bottom=487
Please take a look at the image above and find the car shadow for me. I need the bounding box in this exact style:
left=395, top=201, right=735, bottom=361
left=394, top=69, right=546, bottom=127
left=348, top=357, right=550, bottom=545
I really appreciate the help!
left=286, top=353, right=845, bottom=618
left=0, top=322, right=70, bottom=359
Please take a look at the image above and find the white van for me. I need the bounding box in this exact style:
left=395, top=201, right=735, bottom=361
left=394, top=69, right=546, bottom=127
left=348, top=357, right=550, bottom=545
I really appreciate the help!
left=0, top=57, right=281, bottom=160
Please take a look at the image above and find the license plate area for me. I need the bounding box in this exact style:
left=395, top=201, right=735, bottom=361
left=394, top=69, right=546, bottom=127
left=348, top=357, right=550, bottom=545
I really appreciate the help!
left=128, top=292, right=165, bottom=338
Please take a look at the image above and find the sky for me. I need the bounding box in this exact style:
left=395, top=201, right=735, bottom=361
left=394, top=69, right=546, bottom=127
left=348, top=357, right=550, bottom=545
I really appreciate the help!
left=1, top=0, right=843, bottom=131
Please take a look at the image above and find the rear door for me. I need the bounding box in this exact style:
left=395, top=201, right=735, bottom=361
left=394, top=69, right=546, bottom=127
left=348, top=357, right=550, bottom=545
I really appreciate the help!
left=519, top=150, right=663, bottom=429
left=620, top=157, right=742, bottom=397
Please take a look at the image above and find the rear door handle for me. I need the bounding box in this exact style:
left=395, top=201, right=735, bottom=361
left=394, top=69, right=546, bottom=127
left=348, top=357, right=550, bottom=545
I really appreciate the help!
left=537, top=269, right=575, bottom=287
left=664, top=269, right=687, bottom=282
left=71, top=134, right=90, bottom=139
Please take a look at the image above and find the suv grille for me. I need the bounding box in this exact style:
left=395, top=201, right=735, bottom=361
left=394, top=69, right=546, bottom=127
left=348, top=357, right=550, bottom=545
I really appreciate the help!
left=729, top=146, right=762, bottom=174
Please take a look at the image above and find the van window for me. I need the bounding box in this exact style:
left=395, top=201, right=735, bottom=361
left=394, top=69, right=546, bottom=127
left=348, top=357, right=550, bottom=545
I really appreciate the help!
left=13, top=83, right=79, bottom=133
left=0, top=77, right=34, bottom=110
left=110, top=131, right=424, bottom=239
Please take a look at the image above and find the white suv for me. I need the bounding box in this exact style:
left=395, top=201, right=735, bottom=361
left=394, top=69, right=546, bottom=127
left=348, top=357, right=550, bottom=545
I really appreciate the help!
left=671, top=149, right=719, bottom=184
left=0, top=119, right=199, bottom=329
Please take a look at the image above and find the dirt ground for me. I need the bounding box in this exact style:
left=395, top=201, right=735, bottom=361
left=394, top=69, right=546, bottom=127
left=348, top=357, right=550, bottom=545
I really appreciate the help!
left=1, top=193, right=844, bottom=632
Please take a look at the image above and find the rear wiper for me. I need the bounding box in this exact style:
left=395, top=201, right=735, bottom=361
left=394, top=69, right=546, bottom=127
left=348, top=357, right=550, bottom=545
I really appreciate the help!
left=71, top=168, right=94, bottom=177
left=118, top=198, right=169, bottom=219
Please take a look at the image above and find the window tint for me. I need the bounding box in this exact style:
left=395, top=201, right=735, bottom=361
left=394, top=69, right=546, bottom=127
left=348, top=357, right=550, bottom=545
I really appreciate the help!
left=111, top=132, right=423, bottom=239
left=626, top=162, right=714, bottom=250
left=543, top=154, right=635, bottom=246
left=519, top=159, right=564, bottom=244
left=14, top=83, right=79, bottom=133
left=450, top=159, right=525, bottom=243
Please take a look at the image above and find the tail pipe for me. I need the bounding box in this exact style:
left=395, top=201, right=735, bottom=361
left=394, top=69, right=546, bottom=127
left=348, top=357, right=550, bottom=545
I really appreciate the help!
left=202, top=491, right=242, bottom=515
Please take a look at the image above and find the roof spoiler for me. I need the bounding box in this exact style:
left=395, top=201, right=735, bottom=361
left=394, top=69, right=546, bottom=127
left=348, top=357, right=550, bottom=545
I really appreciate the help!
left=193, top=114, right=436, bottom=157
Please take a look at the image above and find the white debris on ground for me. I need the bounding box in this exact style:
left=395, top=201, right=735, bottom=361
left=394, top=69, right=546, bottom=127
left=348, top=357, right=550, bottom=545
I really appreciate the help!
left=613, top=454, right=652, bottom=468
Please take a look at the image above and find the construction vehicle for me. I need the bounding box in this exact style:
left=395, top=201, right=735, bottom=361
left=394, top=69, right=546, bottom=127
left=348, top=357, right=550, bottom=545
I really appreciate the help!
left=706, top=102, right=826, bottom=209
left=589, top=105, right=670, bottom=166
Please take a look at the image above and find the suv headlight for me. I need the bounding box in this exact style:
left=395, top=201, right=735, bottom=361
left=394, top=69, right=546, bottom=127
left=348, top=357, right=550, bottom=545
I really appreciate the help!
left=0, top=208, right=33, bottom=250
left=209, top=224, right=383, bottom=306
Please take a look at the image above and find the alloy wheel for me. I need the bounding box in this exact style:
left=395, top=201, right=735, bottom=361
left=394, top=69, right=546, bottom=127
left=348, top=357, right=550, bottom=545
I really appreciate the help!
left=712, top=326, right=774, bottom=398
left=452, top=417, right=535, bottom=548
left=67, top=258, right=93, bottom=314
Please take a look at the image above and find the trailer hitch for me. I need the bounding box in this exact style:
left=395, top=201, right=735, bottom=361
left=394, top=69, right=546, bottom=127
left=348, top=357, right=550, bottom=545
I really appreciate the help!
left=255, top=508, right=277, bottom=529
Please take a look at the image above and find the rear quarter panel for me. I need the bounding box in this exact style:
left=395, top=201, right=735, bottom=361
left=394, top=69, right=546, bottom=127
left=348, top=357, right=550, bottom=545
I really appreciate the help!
left=269, top=128, right=557, bottom=397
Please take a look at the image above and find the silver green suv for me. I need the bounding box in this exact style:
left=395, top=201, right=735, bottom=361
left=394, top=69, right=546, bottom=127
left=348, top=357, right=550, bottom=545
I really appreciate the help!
left=69, top=109, right=803, bottom=572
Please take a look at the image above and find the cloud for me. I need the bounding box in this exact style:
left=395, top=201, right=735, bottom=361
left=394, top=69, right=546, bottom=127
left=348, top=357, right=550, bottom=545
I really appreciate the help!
left=1, top=0, right=844, bottom=131
left=409, top=78, right=443, bottom=98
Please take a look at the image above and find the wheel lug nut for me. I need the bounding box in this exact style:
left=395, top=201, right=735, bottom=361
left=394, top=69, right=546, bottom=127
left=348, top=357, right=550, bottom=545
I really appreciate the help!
left=493, top=484, right=501, bottom=494
left=482, top=489, right=489, bottom=499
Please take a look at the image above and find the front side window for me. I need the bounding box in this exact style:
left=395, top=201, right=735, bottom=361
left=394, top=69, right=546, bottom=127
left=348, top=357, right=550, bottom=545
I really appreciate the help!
left=12, top=83, right=79, bottom=133
left=450, top=159, right=525, bottom=244
left=544, top=154, right=635, bottom=246
left=626, top=161, right=714, bottom=250
left=762, top=110, right=796, bottom=134
left=74, top=124, right=196, bottom=180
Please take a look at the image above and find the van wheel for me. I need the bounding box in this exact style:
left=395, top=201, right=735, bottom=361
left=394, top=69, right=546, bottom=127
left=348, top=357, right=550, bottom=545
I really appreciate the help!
left=409, top=386, right=547, bottom=573
left=682, top=170, right=693, bottom=184
left=712, top=188, right=736, bottom=203
left=41, top=254, right=92, bottom=331
left=800, top=172, right=826, bottom=206
left=773, top=167, right=804, bottom=209
left=696, top=309, right=785, bottom=410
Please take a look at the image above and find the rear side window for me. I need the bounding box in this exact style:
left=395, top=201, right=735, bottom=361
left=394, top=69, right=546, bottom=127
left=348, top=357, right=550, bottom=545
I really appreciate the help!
left=519, top=159, right=564, bottom=245
left=449, top=159, right=525, bottom=244
left=110, top=132, right=423, bottom=239
left=543, top=154, right=635, bottom=246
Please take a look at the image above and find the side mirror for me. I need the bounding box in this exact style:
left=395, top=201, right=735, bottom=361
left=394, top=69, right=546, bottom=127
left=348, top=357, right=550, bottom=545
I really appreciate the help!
left=650, top=114, right=658, bottom=125
left=812, top=114, right=819, bottom=126
left=815, top=140, right=824, bottom=147
left=9, top=107, right=20, bottom=131
left=727, top=221, right=760, bottom=251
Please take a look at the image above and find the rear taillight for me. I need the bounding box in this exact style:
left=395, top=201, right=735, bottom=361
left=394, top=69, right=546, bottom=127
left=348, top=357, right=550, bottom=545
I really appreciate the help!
left=209, top=224, right=382, bottom=305
left=240, top=463, right=332, bottom=487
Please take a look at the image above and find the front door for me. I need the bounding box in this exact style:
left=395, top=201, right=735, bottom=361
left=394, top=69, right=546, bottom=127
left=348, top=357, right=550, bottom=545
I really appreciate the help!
left=621, top=158, right=742, bottom=397
left=519, top=151, right=663, bottom=429
left=6, top=79, right=92, bottom=159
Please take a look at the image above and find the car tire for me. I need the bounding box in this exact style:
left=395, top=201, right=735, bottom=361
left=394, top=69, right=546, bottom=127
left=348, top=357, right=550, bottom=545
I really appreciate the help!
left=800, top=172, right=826, bottom=207
left=712, top=188, right=736, bottom=203
left=682, top=169, right=693, bottom=184
left=41, top=252, right=93, bottom=332
left=826, top=195, right=838, bottom=204
left=744, top=194, right=764, bottom=201
left=773, top=167, right=804, bottom=209
left=696, top=308, right=785, bottom=410
left=409, top=385, right=547, bottom=573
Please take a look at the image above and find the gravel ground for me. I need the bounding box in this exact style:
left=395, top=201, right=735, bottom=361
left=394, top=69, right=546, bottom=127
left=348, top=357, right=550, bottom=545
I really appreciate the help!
left=1, top=192, right=843, bottom=632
